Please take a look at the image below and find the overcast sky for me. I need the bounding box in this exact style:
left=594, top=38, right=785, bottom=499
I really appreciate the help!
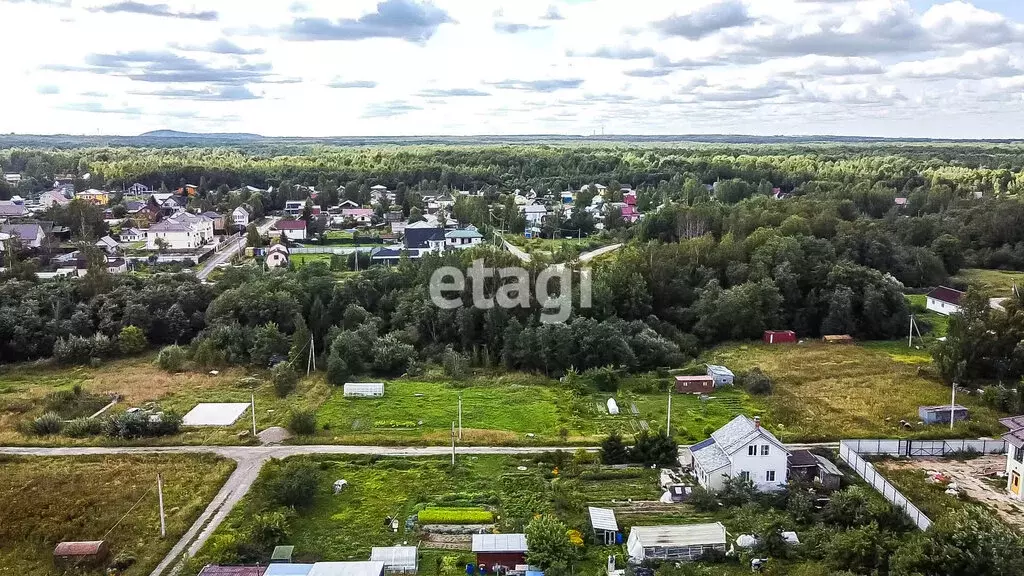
left=2, top=0, right=1023, bottom=138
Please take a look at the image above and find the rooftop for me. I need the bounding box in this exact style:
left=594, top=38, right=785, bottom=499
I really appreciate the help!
left=927, top=286, right=965, bottom=306
left=472, top=533, right=528, bottom=553
left=919, top=404, right=968, bottom=412
left=788, top=449, right=819, bottom=468
left=814, top=454, right=843, bottom=477
left=54, top=541, right=106, bottom=556
left=197, top=566, right=266, bottom=576
left=369, top=546, right=418, bottom=567
left=307, top=562, right=385, bottom=576
left=629, top=523, right=727, bottom=547
left=274, top=219, right=307, bottom=230
left=264, top=566, right=313, bottom=576
left=690, top=438, right=731, bottom=472
left=706, top=365, right=734, bottom=377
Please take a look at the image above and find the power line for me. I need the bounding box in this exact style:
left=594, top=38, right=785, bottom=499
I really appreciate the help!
left=102, top=485, right=155, bottom=541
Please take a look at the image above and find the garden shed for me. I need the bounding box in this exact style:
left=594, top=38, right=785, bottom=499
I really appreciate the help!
left=919, top=404, right=969, bottom=425
left=588, top=506, right=619, bottom=545
left=53, top=541, right=109, bottom=568
left=626, top=523, right=727, bottom=562
left=763, top=330, right=796, bottom=344
left=472, top=533, right=528, bottom=571
left=822, top=335, right=854, bottom=344
left=370, top=546, right=419, bottom=574
left=344, top=383, right=385, bottom=398
left=675, top=375, right=714, bottom=394
left=705, top=365, right=734, bottom=386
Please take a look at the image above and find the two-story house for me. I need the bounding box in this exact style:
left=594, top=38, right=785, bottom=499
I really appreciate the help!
left=688, top=415, right=789, bottom=492
left=231, top=205, right=252, bottom=231
left=1001, top=416, right=1024, bottom=500
left=445, top=226, right=484, bottom=249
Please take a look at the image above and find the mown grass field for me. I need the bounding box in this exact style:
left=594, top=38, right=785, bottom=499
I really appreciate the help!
left=906, top=294, right=949, bottom=337
left=955, top=268, right=1024, bottom=298
left=0, top=354, right=330, bottom=446
left=0, top=454, right=234, bottom=576
left=704, top=342, right=1005, bottom=442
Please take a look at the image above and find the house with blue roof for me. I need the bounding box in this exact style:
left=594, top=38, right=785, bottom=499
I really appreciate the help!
left=687, top=415, right=789, bottom=493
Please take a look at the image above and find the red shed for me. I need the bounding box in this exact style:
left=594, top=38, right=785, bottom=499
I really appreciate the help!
left=53, top=541, right=109, bottom=568
left=473, top=534, right=528, bottom=572
left=675, top=375, right=715, bottom=394
left=763, top=330, right=797, bottom=344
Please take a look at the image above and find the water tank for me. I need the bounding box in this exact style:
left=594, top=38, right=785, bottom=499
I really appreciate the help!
left=607, top=398, right=619, bottom=415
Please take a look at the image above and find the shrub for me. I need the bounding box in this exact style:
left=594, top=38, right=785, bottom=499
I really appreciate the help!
left=53, top=335, right=112, bottom=365
left=118, top=325, right=148, bottom=355
left=689, top=486, right=719, bottom=512
left=289, top=409, right=316, bottom=435
left=373, top=332, right=417, bottom=376
left=105, top=410, right=181, bottom=439
left=600, top=431, right=629, bottom=465
left=442, top=348, right=469, bottom=379
left=44, top=389, right=80, bottom=412
left=250, top=510, right=290, bottom=551
left=742, top=367, right=773, bottom=395
left=584, top=366, right=620, bottom=392
left=269, top=460, right=319, bottom=508
left=64, top=417, right=104, bottom=438
left=418, top=507, right=494, bottom=524
left=30, top=412, right=64, bottom=435
left=271, top=363, right=299, bottom=398
left=157, top=345, right=187, bottom=372
left=629, top=430, right=679, bottom=467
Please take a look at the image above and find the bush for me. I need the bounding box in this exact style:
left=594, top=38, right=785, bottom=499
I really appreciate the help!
left=64, top=417, right=104, bottom=438
left=53, top=335, right=115, bottom=365
left=44, top=388, right=81, bottom=412
left=742, top=367, right=773, bottom=395
left=30, top=412, right=64, bottom=435
left=418, top=507, right=494, bottom=524
left=289, top=409, right=316, bottom=435
left=271, top=363, right=299, bottom=398
left=269, top=460, right=319, bottom=508
left=105, top=410, right=182, bottom=439
left=373, top=332, right=417, bottom=375
left=118, top=325, right=148, bottom=355
left=600, top=431, right=629, bottom=465
left=442, top=348, right=469, bottom=379
left=689, top=486, right=719, bottom=512
left=584, top=366, right=621, bottom=392
left=157, top=345, right=187, bottom=372
left=629, top=430, right=678, bottom=467
left=250, top=510, right=290, bottom=551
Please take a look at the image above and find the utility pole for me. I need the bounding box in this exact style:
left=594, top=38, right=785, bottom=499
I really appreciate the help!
left=251, top=393, right=257, bottom=437
left=950, top=383, right=957, bottom=432
left=157, top=473, right=166, bottom=538
left=458, top=393, right=463, bottom=440
left=307, top=335, right=316, bottom=376
left=666, top=388, right=672, bottom=433
left=908, top=315, right=914, bottom=348
left=451, top=421, right=456, bottom=467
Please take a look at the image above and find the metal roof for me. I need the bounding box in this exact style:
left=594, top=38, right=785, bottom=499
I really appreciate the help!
left=711, top=415, right=784, bottom=455
left=306, top=562, right=385, bottom=576
left=472, top=533, right=528, bottom=553
left=706, top=365, right=734, bottom=377
left=588, top=507, right=618, bottom=532
left=274, top=220, right=307, bottom=230
left=1001, top=416, right=1024, bottom=448
left=920, top=404, right=968, bottom=412
left=629, top=523, right=726, bottom=548
left=927, top=286, right=965, bottom=306
left=265, top=565, right=314, bottom=576
left=198, top=567, right=267, bottom=576
left=446, top=229, right=483, bottom=239
left=370, top=546, right=418, bottom=568
left=690, top=439, right=730, bottom=472
left=813, top=454, right=843, bottom=477
left=788, top=449, right=818, bottom=468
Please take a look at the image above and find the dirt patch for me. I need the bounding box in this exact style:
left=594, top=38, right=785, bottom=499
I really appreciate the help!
left=885, top=455, right=1024, bottom=529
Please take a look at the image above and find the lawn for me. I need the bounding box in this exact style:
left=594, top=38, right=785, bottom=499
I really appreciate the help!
left=0, top=354, right=331, bottom=446
left=703, top=342, right=1005, bottom=442
left=874, top=460, right=969, bottom=523
left=906, top=294, right=949, bottom=338
left=0, top=453, right=235, bottom=576
left=954, top=268, right=1024, bottom=298
left=289, top=253, right=335, bottom=268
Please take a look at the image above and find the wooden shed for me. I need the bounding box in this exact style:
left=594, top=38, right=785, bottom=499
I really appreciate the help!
left=822, top=335, right=854, bottom=344
left=675, top=375, right=715, bottom=394
left=54, top=541, right=109, bottom=568
left=763, top=330, right=797, bottom=344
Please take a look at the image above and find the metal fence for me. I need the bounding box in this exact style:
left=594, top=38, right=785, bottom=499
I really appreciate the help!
left=289, top=246, right=376, bottom=254
left=838, top=441, right=933, bottom=530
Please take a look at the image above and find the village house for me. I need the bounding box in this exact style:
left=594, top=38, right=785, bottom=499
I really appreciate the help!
left=472, top=534, right=528, bottom=573
left=0, top=200, right=29, bottom=219
left=271, top=219, right=308, bottom=241
left=675, top=375, right=715, bottom=395
left=284, top=200, right=306, bottom=216
left=926, top=286, right=964, bottom=316
left=1001, top=416, right=1024, bottom=501
left=342, top=208, right=374, bottom=226
left=444, top=226, right=483, bottom=249
left=127, top=182, right=149, bottom=194
left=38, top=189, right=71, bottom=209
left=687, top=415, right=789, bottom=492
left=626, top=523, right=727, bottom=563
left=232, top=205, right=252, bottom=231
left=265, top=243, right=290, bottom=268
left=95, top=235, right=119, bottom=254
left=120, top=227, right=146, bottom=242
left=145, top=212, right=213, bottom=250
left=0, top=223, right=46, bottom=248
left=706, top=365, right=735, bottom=386
left=522, top=203, right=548, bottom=226
left=3, top=172, right=22, bottom=185
left=76, top=189, right=110, bottom=206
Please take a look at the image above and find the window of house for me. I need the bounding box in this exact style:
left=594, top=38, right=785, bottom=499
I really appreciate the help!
left=739, top=471, right=750, bottom=481
left=1015, top=446, right=1023, bottom=463
left=748, top=445, right=756, bottom=456
left=766, top=470, right=776, bottom=482
left=761, top=445, right=770, bottom=456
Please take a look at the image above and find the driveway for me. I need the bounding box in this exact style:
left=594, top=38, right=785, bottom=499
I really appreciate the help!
left=196, top=217, right=278, bottom=280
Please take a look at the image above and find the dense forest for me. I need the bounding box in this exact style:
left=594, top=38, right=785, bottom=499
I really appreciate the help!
left=2, top=143, right=1024, bottom=382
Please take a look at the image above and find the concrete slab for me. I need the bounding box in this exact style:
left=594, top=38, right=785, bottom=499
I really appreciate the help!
left=183, top=403, right=250, bottom=426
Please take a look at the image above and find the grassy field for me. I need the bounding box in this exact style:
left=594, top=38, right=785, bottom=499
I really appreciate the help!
left=187, top=454, right=795, bottom=576
left=954, top=268, right=1024, bottom=298
left=704, top=342, right=1005, bottom=442
left=0, top=354, right=331, bottom=446
left=874, top=460, right=969, bottom=522
left=312, top=372, right=756, bottom=445
left=0, top=454, right=234, bottom=576
left=906, top=294, right=949, bottom=338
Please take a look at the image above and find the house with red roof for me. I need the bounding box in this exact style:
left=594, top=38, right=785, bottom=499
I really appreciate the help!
left=271, top=219, right=307, bottom=241
left=926, top=286, right=964, bottom=316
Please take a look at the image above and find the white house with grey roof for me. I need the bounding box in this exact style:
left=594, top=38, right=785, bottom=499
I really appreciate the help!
left=445, top=226, right=483, bottom=249
left=688, top=415, right=789, bottom=492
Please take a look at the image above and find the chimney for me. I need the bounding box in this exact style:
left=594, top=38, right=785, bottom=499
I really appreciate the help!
left=754, top=416, right=761, bottom=429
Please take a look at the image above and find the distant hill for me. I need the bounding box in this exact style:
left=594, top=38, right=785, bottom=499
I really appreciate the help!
left=138, top=130, right=264, bottom=140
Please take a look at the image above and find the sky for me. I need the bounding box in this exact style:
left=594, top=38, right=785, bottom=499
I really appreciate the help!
left=1, top=0, right=1023, bottom=138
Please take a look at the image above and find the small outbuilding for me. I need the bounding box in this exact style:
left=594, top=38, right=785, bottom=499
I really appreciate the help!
left=54, top=541, right=109, bottom=568
left=344, top=383, right=385, bottom=398
left=588, top=506, right=619, bottom=545
left=370, top=545, right=419, bottom=574
left=197, top=567, right=267, bottom=576
left=822, top=335, right=854, bottom=344
left=675, top=375, right=715, bottom=395
left=813, top=454, right=843, bottom=490
left=788, top=451, right=843, bottom=490
left=626, top=523, right=727, bottom=562
left=265, top=566, right=314, bottom=576
left=763, top=330, right=796, bottom=344
left=307, top=562, right=385, bottom=576
left=272, top=545, right=295, bottom=563
left=706, top=365, right=734, bottom=387
left=266, top=243, right=290, bottom=268
left=926, top=286, right=965, bottom=316
left=472, top=533, right=528, bottom=572
left=919, top=404, right=969, bottom=425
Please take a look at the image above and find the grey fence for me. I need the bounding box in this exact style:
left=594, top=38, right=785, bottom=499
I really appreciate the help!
left=838, top=441, right=933, bottom=530
left=289, top=246, right=375, bottom=254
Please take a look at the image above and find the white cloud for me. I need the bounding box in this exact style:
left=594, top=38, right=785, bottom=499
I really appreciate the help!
left=0, top=0, right=1023, bottom=137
